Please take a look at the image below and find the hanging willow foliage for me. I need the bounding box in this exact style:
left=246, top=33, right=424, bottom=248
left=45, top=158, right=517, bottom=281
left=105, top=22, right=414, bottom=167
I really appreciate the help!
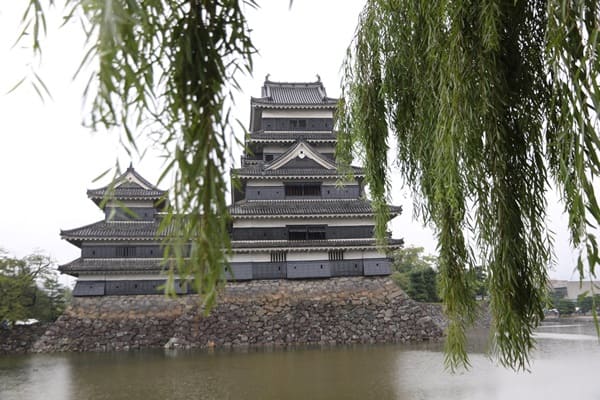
left=19, top=0, right=256, bottom=310
left=339, top=0, right=600, bottom=370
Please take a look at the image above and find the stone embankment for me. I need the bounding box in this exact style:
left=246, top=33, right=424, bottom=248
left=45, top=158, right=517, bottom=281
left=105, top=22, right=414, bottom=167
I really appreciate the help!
left=30, top=277, right=444, bottom=353
left=420, top=302, right=492, bottom=331
left=1, top=323, right=49, bottom=355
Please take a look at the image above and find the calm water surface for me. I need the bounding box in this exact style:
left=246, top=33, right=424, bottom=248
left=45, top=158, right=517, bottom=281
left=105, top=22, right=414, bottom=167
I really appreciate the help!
left=1, top=321, right=599, bottom=400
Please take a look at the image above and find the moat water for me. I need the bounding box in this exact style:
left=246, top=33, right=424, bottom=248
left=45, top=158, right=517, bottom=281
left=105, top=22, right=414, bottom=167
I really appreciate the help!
left=1, top=320, right=599, bottom=400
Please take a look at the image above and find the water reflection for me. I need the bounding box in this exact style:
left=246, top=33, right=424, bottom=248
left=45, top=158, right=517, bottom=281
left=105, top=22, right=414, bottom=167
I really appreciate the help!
left=0, top=355, right=72, bottom=400
left=1, top=321, right=600, bottom=400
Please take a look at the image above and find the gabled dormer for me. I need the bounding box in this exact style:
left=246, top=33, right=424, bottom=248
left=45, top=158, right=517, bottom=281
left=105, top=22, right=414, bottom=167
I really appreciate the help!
left=266, top=141, right=336, bottom=171
left=86, top=165, right=167, bottom=221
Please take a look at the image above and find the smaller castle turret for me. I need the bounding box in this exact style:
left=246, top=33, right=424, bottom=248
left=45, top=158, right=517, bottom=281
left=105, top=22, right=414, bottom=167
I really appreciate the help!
left=60, top=167, right=174, bottom=296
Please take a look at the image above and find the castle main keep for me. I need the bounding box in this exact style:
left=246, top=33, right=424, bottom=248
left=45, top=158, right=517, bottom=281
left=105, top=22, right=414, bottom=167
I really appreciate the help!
left=60, top=79, right=403, bottom=296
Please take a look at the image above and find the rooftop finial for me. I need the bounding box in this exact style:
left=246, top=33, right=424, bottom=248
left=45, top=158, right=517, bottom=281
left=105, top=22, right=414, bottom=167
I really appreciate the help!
left=316, top=74, right=321, bottom=82
left=128, top=162, right=133, bottom=170
left=265, top=73, right=271, bottom=82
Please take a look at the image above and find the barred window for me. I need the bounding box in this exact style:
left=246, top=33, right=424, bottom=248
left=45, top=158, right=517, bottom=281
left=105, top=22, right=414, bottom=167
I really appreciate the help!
left=285, top=183, right=321, bottom=197
left=289, top=228, right=307, bottom=241
left=288, top=226, right=326, bottom=241
left=289, top=119, right=307, bottom=130
left=270, top=251, right=287, bottom=262
left=116, top=246, right=136, bottom=258
left=328, top=250, right=344, bottom=261
left=307, top=227, right=326, bottom=240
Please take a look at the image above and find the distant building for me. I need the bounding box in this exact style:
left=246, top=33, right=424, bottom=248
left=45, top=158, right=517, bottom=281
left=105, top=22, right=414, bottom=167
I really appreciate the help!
left=60, top=78, right=403, bottom=296
left=550, top=279, right=600, bottom=300
left=550, top=280, right=568, bottom=299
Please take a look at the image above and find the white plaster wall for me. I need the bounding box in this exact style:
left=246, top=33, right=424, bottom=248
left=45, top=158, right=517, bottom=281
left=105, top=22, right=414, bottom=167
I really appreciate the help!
left=230, top=253, right=270, bottom=262
left=345, top=250, right=385, bottom=259
left=287, top=251, right=328, bottom=261
left=246, top=180, right=285, bottom=187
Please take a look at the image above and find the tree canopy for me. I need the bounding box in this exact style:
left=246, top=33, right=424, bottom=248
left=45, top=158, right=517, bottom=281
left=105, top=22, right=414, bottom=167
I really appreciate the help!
left=0, top=250, right=70, bottom=324
left=391, top=246, right=440, bottom=303
left=338, top=0, right=600, bottom=370
left=15, top=0, right=600, bottom=370
left=19, top=0, right=257, bottom=311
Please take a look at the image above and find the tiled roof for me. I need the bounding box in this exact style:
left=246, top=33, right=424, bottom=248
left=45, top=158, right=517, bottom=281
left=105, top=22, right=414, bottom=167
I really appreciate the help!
left=248, top=132, right=337, bottom=143
left=87, top=186, right=166, bottom=200
left=252, top=80, right=338, bottom=107
left=229, top=199, right=402, bottom=217
left=87, top=166, right=166, bottom=202
left=60, top=258, right=166, bottom=274
left=232, top=166, right=364, bottom=179
left=61, top=220, right=171, bottom=242
left=231, top=238, right=404, bottom=251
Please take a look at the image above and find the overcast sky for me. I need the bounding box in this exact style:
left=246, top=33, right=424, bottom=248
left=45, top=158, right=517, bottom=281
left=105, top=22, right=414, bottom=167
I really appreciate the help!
left=0, top=1, right=579, bottom=283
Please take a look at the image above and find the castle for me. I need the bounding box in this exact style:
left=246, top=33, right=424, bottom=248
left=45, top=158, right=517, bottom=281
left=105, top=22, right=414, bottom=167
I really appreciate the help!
left=60, top=79, right=403, bottom=296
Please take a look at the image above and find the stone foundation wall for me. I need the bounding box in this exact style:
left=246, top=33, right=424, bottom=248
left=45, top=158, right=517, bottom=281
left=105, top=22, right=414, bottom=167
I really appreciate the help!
left=1, top=323, right=50, bottom=355
left=33, top=277, right=444, bottom=353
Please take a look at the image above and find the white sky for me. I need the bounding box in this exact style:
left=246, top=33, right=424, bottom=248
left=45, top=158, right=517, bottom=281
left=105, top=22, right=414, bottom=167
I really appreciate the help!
left=0, top=1, right=579, bottom=284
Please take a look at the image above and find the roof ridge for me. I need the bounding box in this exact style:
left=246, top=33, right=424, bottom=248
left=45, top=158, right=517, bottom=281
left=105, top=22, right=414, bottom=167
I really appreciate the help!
left=88, top=166, right=164, bottom=194
left=264, top=79, right=323, bottom=87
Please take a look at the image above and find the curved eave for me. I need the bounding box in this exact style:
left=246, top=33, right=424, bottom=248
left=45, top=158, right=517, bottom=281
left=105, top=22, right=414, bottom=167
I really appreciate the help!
left=250, top=101, right=337, bottom=110
left=232, top=212, right=401, bottom=219
left=88, top=194, right=166, bottom=201
left=62, top=236, right=163, bottom=243
left=60, top=219, right=170, bottom=245
left=58, top=257, right=82, bottom=276
left=74, top=270, right=162, bottom=276
left=87, top=193, right=168, bottom=210
left=389, top=206, right=403, bottom=217
left=234, top=173, right=366, bottom=180
left=232, top=213, right=377, bottom=219
left=253, top=130, right=336, bottom=134
left=59, top=257, right=166, bottom=275
left=248, top=138, right=337, bottom=144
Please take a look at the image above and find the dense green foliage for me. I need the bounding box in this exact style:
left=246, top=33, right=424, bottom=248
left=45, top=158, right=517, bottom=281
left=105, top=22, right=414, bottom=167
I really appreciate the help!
left=391, top=246, right=440, bottom=302
left=407, top=268, right=439, bottom=303
left=556, top=298, right=576, bottom=315
left=0, top=251, right=70, bottom=324
left=472, top=266, right=488, bottom=300
left=338, top=0, right=600, bottom=370
left=19, top=0, right=256, bottom=310
left=576, top=293, right=600, bottom=314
